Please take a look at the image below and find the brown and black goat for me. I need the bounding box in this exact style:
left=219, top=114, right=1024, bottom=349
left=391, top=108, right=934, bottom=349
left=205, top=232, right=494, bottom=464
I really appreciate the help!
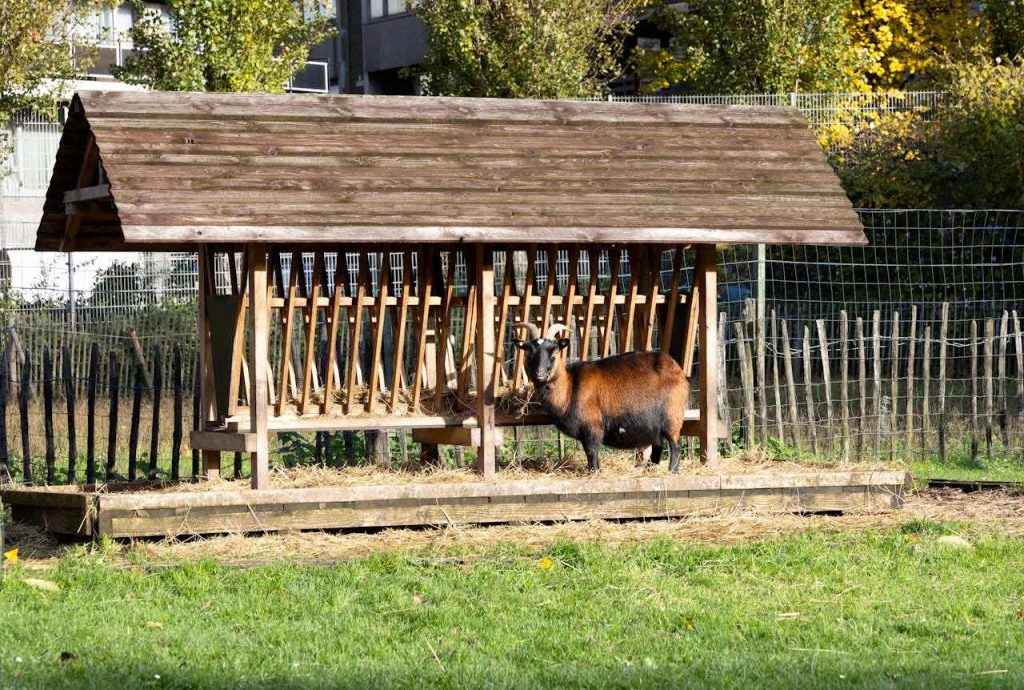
left=513, top=322, right=690, bottom=472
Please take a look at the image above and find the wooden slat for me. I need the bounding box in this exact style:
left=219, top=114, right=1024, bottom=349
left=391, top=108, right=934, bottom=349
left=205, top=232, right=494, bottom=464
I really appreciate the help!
left=321, top=251, right=345, bottom=415
left=345, top=252, right=370, bottom=414
left=492, top=250, right=516, bottom=386
left=601, top=248, right=621, bottom=357
left=642, top=249, right=661, bottom=351
left=411, top=248, right=435, bottom=412
left=390, top=251, right=414, bottom=411
left=435, top=252, right=458, bottom=408
left=366, top=249, right=392, bottom=414
left=513, top=246, right=537, bottom=383
left=299, top=252, right=324, bottom=415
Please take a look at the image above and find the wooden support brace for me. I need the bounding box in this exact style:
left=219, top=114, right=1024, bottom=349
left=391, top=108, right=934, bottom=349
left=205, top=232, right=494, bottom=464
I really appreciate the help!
left=475, top=245, right=498, bottom=477
left=248, top=244, right=271, bottom=490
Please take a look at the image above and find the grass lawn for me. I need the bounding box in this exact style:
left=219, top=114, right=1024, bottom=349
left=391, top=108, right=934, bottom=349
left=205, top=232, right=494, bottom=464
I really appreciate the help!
left=909, top=451, right=1024, bottom=484
left=2, top=521, right=1023, bottom=689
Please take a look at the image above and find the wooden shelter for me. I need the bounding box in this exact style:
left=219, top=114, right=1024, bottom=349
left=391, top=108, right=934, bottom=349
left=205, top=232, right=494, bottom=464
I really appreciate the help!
left=39, top=90, right=866, bottom=493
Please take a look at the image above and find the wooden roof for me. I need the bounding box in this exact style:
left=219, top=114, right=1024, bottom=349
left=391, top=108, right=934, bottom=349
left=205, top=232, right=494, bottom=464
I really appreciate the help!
left=38, top=91, right=866, bottom=251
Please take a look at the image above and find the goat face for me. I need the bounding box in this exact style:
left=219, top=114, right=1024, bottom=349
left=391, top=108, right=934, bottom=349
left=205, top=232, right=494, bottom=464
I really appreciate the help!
left=514, top=337, right=570, bottom=384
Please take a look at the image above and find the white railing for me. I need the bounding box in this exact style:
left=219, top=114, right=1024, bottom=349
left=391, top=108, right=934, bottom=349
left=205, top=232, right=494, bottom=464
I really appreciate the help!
left=286, top=61, right=330, bottom=94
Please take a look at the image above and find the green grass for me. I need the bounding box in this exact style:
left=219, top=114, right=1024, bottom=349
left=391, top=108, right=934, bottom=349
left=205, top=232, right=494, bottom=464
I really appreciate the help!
left=2, top=526, right=1024, bottom=689
left=908, top=446, right=1024, bottom=484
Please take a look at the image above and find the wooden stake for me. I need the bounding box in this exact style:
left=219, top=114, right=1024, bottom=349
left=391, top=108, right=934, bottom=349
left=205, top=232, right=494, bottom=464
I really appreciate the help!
left=856, top=317, right=866, bottom=460
left=938, top=303, right=949, bottom=463
left=815, top=319, right=833, bottom=453
left=970, top=319, right=979, bottom=461
left=62, top=345, right=77, bottom=483
left=921, top=325, right=931, bottom=461
left=998, top=311, right=1009, bottom=448
left=148, top=346, right=162, bottom=479
left=872, top=311, right=882, bottom=458
left=86, top=342, right=99, bottom=483
left=770, top=310, right=784, bottom=440
left=734, top=322, right=754, bottom=448
left=780, top=319, right=799, bottom=448
left=984, top=318, right=994, bottom=458
left=803, top=325, right=817, bottom=454
left=904, top=306, right=916, bottom=455
left=839, top=310, right=850, bottom=461
left=888, top=311, right=900, bottom=462
left=43, top=348, right=55, bottom=484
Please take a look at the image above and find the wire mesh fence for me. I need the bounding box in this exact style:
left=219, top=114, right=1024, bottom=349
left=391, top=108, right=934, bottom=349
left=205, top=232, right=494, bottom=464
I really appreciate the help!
left=0, top=209, right=1021, bottom=483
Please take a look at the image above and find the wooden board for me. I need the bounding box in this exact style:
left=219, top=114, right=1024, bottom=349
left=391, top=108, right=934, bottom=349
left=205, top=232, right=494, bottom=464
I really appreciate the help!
left=37, top=91, right=866, bottom=252
left=2, top=471, right=907, bottom=539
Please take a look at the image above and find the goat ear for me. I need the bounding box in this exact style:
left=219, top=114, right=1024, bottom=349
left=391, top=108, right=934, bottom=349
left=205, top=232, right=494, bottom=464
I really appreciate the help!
left=557, top=337, right=571, bottom=351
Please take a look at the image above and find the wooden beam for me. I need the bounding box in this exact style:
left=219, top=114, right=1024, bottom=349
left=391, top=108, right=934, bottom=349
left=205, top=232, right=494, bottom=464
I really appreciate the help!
left=63, top=184, right=111, bottom=204
left=696, top=244, right=719, bottom=465
left=248, top=244, right=271, bottom=489
left=190, top=430, right=257, bottom=454
left=197, top=247, right=220, bottom=479
left=412, top=427, right=504, bottom=447
left=475, top=245, right=498, bottom=476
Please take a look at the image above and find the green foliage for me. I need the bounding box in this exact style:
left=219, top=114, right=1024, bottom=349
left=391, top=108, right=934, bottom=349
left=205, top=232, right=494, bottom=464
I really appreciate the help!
left=985, top=0, right=1024, bottom=60
left=829, top=55, right=1024, bottom=209
left=633, top=0, right=856, bottom=94
left=413, top=0, right=645, bottom=98
left=0, top=0, right=103, bottom=163
left=114, top=0, right=336, bottom=92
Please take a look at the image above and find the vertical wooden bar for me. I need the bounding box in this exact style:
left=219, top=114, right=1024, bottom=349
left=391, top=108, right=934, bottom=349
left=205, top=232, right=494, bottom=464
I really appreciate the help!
left=984, top=318, right=994, bottom=458
left=276, top=251, right=301, bottom=416
left=86, top=343, right=99, bottom=484
left=321, top=250, right=345, bottom=415
left=998, top=311, right=1009, bottom=448
left=367, top=249, right=392, bottom=413
left=390, top=250, right=414, bottom=410
left=815, top=319, right=833, bottom=452
left=921, top=325, right=931, bottom=461
left=1014, top=310, right=1024, bottom=447
left=770, top=310, right=783, bottom=440
left=970, top=319, right=979, bottom=461
left=580, top=248, right=600, bottom=361
left=640, top=249, right=660, bottom=353
left=197, top=248, right=219, bottom=478
left=62, top=345, right=77, bottom=483
left=434, top=251, right=458, bottom=406
left=43, top=348, right=55, bottom=484
left=492, top=250, right=515, bottom=387
left=411, top=248, right=435, bottom=411
left=227, top=254, right=249, bottom=417
left=601, top=247, right=621, bottom=357
left=192, top=352, right=201, bottom=478
left=346, top=252, right=369, bottom=413
left=718, top=313, right=730, bottom=456
left=564, top=247, right=581, bottom=352
left=756, top=308, right=767, bottom=443
left=695, top=244, right=718, bottom=465
left=872, top=311, right=882, bottom=458
left=106, top=352, right=120, bottom=479
left=171, top=345, right=183, bottom=480
left=938, top=303, right=949, bottom=463
left=0, top=350, right=8, bottom=481
left=780, top=319, right=799, bottom=447
left=248, top=244, right=271, bottom=490
left=856, top=317, right=866, bottom=460
left=540, top=245, right=559, bottom=337
left=888, top=311, right=900, bottom=462
left=839, top=311, right=850, bottom=461
left=300, top=252, right=323, bottom=415
left=475, top=245, right=497, bottom=477
left=457, top=250, right=478, bottom=400
left=620, top=248, right=641, bottom=352
left=734, top=322, right=754, bottom=448
left=660, top=247, right=684, bottom=354
left=802, top=325, right=817, bottom=454
left=18, top=358, right=30, bottom=483
left=128, top=361, right=143, bottom=482
left=148, top=346, right=162, bottom=479
left=904, top=306, right=917, bottom=454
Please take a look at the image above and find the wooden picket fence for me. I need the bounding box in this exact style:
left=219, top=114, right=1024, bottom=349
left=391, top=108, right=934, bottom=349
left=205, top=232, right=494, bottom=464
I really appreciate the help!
left=725, top=302, right=1024, bottom=462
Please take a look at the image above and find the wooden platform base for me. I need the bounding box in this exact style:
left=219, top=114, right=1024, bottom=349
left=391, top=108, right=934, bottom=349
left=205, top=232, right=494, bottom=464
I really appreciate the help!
left=1, top=471, right=908, bottom=540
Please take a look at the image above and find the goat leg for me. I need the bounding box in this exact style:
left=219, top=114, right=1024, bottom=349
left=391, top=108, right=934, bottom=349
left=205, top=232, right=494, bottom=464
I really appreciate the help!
left=667, top=439, right=682, bottom=473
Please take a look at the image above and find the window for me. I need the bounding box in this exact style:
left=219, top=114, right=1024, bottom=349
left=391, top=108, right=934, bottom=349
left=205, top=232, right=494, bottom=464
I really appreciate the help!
left=369, top=0, right=408, bottom=20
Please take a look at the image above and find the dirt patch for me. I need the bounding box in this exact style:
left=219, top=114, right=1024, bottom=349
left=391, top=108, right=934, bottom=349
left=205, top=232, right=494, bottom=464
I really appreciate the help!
left=5, top=487, right=1022, bottom=569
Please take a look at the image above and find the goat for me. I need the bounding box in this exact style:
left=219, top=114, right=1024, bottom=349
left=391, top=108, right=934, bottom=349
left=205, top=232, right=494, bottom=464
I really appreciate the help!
left=512, top=321, right=690, bottom=472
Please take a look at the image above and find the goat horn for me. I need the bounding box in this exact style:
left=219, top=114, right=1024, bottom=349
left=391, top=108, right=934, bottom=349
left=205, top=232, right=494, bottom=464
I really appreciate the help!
left=546, top=323, right=568, bottom=339
left=512, top=321, right=541, bottom=340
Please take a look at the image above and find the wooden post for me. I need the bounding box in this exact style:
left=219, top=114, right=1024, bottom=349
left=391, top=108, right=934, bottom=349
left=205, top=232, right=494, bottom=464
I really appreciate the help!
left=62, top=345, right=77, bottom=483
left=695, top=244, right=718, bottom=465
left=756, top=309, right=767, bottom=443
left=780, top=319, right=799, bottom=448
left=248, top=243, right=271, bottom=490
left=197, top=248, right=220, bottom=479
left=171, top=346, right=183, bottom=481
left=734, top=322, right=754, bottom=448
left=856, top=317, right=866, bottom=460
left=984, top=318, right=994, bottom=458
left=42, top=348, right=55, bottom=484
left=872, top=311, right=882, bottom=458
left=938, top=303, right=949, bottom=463
left=904, top=306, right=916, bottom=455
left=998, top=311, right=1009, bottom=448
left=18, top=357, right=30, bottom=483
left=1014, top=310, right=1023, bottom=452
left=839, top=310, right=850, bottom=461
left=148, top=346, right=162, bottom=480
left=888, top=311, right=900, bottom=462
left=770, top=310, right=783, bottom=441
left=815, top=319, right=833, bottom=453
left=474, top=245, right=497, bottom=477
left=107, top=351, right=120, bottom=479
left=86, top=342, right=99, bottom=484
left=802, top=325, right=817, bottom=454
left=970, top=319, right=979, bottom=461
left=921, top=325, right=931, bottom=461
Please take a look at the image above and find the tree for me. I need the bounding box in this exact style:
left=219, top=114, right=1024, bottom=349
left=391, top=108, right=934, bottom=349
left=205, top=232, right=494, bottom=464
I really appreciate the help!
left=632, top=0, right=855, bottom=94
left=413, top=0, right=645, bottom=98
left=845, top=0, right=982, bottom=91
left=0, top=0, right=101, bottom=162
left=114, top=0, right=336, bottom=92
left=984, top=0, right=1024, bottom=60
